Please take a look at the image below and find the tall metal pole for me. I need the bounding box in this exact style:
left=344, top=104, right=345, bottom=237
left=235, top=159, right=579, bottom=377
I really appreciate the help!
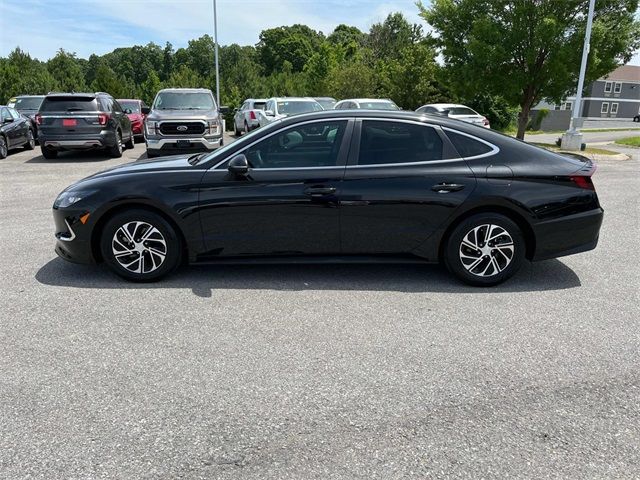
left=213, top=0, right=221, bottom=109
left=569, top=0, right=596, bottom=132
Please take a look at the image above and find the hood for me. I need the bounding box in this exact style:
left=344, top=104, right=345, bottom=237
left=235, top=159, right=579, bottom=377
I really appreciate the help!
left=127, top=112, right=144, bottom=121
left=146, top=109, right=219, bottom=122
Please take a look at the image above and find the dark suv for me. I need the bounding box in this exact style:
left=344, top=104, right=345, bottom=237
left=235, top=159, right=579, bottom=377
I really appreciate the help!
left=9, top=95, right=44, bottom=139
left=36, top=92, right=133, bottom=159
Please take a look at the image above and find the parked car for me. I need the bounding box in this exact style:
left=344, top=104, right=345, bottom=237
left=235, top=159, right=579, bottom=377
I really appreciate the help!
left=0, top=105, right=35, bottom=158
left=52, top=110, right=603, bottom=286
left=8, top=95, right=45, bottom=140
left=233, top=98, right=267, bottom=135
left=257, top=97, right=323, bottom=127
left=334, top=98, right=400, bottom=110
left=313, top=97, right=337, bottom=110
left=416, top=103, right=490, bottom=128
left=36, top=92, right=134, bottom=159
left=143, top=88, right=224, bottom=158
left=117, top=98, right=147, bottom=141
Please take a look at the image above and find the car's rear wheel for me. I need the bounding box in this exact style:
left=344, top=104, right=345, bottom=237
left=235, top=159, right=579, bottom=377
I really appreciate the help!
left=0, top=136, right=7, bottom=159
left=41, top=146, right=57, bottom=159
left=24, top=129, right=35, bottom=150
left=124, top=129, right=134, bottom=149
left=100, top=209, right=182, bottom=282
left=109, top=130, right=123, bottom=158
left=244, top=121, right=250, bottom=134
left=444, top=213, right=525, bottom=286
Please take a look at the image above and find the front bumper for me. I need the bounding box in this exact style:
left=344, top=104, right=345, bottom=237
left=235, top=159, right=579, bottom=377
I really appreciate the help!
left=532, top=208, right=604, bottom=261
left=40, top=131, right=117, bottom=150
left=53, top=206, right=96, bottom=265
left=146, top=135, right=222, bottom=153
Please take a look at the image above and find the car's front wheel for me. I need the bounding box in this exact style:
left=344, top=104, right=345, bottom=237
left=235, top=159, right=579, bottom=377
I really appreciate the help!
left=25, top=129, right=35, bottom=150
left=100, top=209, right=182, bottom=282
left=444, top=213, right=525, bottom=286
left=0, top=136, right=7, bottom=159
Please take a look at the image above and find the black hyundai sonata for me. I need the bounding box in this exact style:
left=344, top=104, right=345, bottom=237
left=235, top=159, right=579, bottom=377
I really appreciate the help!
left=52, top=110, right=603, bottom=286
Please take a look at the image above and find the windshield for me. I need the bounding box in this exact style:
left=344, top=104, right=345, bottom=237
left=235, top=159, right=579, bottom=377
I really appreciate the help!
left=315, top=99, right=336, bottom=110
left=446, top=107, right=478, bottom=116
left=153, top=92, right=216, bottom=110
left=358, top=101, right=400, bottom=111
left=119, top=101, right=140, bottom=113
left=278, top=101, right=323, bottom=115
left=14, top=97, right=44, bottom=110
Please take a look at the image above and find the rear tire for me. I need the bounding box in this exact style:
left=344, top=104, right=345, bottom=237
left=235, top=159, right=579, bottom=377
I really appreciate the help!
left=234, top=121, right=241, bottom=136
left=100, top=209, right=182, bottom=282
left=109, top=130, right=123, bottom=158
left=24, top=129, right=35, bottom=150
left=41, top=146, right=58, bottom=159
left=244, top=121, right=250, bottom=134
left=444, top=213, right=525, bottom=286
left=124, top=130, right=134, bottom=149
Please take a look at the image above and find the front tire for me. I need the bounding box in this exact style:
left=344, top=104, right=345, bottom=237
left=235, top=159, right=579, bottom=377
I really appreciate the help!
left=444, top=213, right=525, bottom=286
left=0, top=136, right=7, bottom=159
left=100, top=209, right=182, bottom=282
left=244, top=121, right=250, bottom=135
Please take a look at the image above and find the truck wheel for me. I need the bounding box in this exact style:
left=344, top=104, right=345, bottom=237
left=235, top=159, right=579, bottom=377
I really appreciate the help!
left=41, top=146, right=58, bottom=159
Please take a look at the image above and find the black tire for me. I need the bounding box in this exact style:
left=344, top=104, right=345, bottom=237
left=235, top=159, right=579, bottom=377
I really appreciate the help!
left=124, top=129, right=134, bottom=149
left=109, top=130, right=123, bottom=158
left=244, top=121, right=250, bottom=135
left=100, top=209, right=182, bottom=282
left=443, top=213, right=525, bottom=287
left=24, top=129, right=35, bottom=150
left=234, top=121, right=241, bottom=136
left=146, top=150, right=158, bottom=158
left=0, top=136, right=7, bottom=159
left=41, top=146, right=58, bottom=159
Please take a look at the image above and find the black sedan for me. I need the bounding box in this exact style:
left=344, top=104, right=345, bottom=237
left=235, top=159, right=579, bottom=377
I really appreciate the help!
left=1, top=105, right=35, bottom=158
left=52, top=110, right=603, bottom=286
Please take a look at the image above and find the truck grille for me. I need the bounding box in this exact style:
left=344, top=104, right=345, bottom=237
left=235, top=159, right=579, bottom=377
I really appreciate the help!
left=159, top=122, right=206, bottom=135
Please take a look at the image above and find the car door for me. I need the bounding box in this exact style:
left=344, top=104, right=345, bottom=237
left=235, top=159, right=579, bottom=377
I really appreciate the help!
left=9, top=108, right=28, bottom=145
left=1, top=108, right=20, bottom=147
left=235, top=102, right=246, bottom=129
left=197, top=118, right=354, bottom=258
left=339, top=118, right=477, bottom=255
left=111, top=99, right=131, bottom=140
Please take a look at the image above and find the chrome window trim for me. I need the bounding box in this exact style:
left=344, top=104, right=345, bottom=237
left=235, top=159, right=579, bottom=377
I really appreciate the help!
left=212, top=117, right=352, bottom=170
left=440, top=126, right=501, bottom=160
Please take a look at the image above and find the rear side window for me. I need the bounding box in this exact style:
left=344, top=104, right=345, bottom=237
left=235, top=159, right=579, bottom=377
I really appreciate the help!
left=358, top=120, right=443, bottom=165
left=40, top=97, right=98, bottom=112
left=445, top=130, right=493, bottom=158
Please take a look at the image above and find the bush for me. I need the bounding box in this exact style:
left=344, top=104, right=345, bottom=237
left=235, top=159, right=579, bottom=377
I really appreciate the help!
left=466, top=94, right=518, bottom=130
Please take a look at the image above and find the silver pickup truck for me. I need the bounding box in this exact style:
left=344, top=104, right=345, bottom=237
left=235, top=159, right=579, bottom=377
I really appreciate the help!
left=143, top=88, right=224, bottom=158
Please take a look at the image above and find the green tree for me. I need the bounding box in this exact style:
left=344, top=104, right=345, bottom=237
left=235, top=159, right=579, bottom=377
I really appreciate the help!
left=328, top=61, right=377, bottom=99
left=47, top=49, right=86, bottom=92
left=138, top=70, right=162, bottom=105
left=368, top=13, right=423, bottom=62
left=0, top=48, right=57, bottom=102
left=165, top=65, right=205, bottom=88
left=257, top=25, right=324, bottom=74
left=419, top=0, right=640, bottom=139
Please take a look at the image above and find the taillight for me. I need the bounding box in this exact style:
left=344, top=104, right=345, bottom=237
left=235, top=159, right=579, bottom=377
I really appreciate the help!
left=483, top=117, right=490, bottom=127
left=249, top=111, right=256, bottom=120
left=97, top=114, right=110, bottom=125
left=570, top=175, right=595, bottom=190
left=35, top=113, right=42, bottom=125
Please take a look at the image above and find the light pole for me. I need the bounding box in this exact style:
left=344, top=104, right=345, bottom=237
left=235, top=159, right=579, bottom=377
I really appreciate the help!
left=561, top=0, right=596, bottom=150
left=213, top=0, right=220, bottom=109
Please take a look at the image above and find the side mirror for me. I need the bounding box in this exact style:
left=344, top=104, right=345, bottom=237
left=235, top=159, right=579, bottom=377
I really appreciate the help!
left=124, top=108, right=133, bottom=114
left=264, top=110, right=274, bottom=117
left=219, top=105, right=230, bottom=114
left=228, top=154, right=249, bottom=175
left=141, top=107, right=151, bottom=115
left=3, top=117, right=14, bottom=124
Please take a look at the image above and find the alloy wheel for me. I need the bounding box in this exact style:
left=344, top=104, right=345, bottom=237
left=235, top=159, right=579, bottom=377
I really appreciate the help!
left=459, top=224, right=514, bottom=277
left=112, top=221, right=167, bottom=274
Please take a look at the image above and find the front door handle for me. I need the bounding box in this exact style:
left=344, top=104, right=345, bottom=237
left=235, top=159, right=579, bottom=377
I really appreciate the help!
left=304, top=186, right=337, bottom=196
left=431, top=183, right=465, bottom=193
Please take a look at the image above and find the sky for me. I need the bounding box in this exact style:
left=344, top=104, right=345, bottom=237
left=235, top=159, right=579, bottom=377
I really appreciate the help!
left=0, top=0, right=638, bottom=65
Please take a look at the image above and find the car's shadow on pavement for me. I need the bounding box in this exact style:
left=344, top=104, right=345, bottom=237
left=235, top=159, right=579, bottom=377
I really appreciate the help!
left=35, top=258, right=581, bottom=297
left=25, top=151, right=112, bottom=163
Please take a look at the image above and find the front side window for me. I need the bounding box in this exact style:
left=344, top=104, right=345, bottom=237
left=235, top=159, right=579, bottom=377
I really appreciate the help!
left=1, top=108, right=11, bottom=122
left=244, top=120, right=347, bottom=169
left=358, top=120, right=443, bottom=165
left=9, top=108, right=21, bottom=120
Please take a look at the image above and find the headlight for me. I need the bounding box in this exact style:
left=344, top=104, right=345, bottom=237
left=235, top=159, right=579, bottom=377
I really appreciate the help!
left=208, top=121, right=220, bottom=135
left=145, top=121, right=157, bottom=136
left=53, top=190, right=96, bottom=208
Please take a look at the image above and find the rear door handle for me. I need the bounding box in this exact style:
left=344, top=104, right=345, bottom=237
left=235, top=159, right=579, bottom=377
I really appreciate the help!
left=304, top=186, right=337, bottom=196
left=431, top=183, right=465, bottom=193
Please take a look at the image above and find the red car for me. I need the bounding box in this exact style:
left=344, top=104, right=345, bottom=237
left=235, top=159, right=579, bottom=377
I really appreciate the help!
left=117, top=99, right=147, bottom=141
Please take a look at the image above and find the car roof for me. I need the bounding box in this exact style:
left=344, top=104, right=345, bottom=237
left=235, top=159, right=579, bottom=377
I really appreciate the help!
left=314, top=97, right=336, bottom=100
left=158, top=88, right=213, bottom=93
left=270, top=97, right=318, bottom=102
left=14, top=95, right=45, bottom=99
left=339, top=98, right=395, bottom=103
left=116, top=98, right=141, bottom=102
left=44, top=92, right=100, bottom=98
left=243, top=98, right=268, bottom=102
left=421, top=103, right=471, bottom=109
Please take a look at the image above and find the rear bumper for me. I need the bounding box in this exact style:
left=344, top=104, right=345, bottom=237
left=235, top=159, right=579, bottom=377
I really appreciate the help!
left=146, top=135, right=222, bottom=153
left=40, top=131, right=117, bottom=150
left=532, top=208, right=604, bottom=261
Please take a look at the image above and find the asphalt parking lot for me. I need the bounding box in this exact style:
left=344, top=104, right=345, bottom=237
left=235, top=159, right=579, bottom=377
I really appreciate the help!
left=1, top=136, right=639, bottom=479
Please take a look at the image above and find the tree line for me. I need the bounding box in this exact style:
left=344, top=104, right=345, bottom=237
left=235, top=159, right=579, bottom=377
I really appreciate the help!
left=1, top=1, right=638, bottom=139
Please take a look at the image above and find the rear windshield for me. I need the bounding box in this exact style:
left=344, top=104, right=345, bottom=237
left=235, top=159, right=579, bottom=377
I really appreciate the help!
left=153, top=92, right=216, bottom=110
left=315, top=99, right=336, bottom=110
left=278, top=101, right=323, bottom=115
left=358, top=101, right=400, bottom=111
left=446, top=107, right=478, bottom=116
left=14, top=97, right=44, bottom=110
left=253, top=102, right=266, bottom=110
left=119, top=101, right=140, bottom=113
left=40, top=97, right=98, bottom=112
